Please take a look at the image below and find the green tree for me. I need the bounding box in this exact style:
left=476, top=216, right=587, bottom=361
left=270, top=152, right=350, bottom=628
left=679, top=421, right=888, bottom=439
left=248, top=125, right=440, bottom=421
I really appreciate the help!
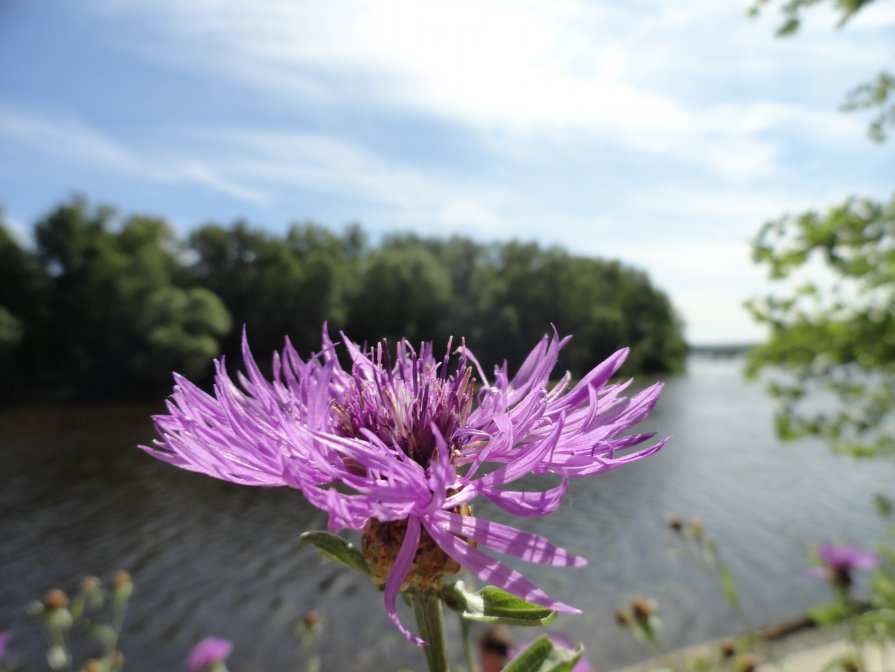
left=188, top=220, right=361, bottom=359
left=747, top=0, right=895, bottom=458
left=347, top=238, right=453, bottom=346
left=747, top=196, right=895, bottom=458
left=0, top=215, right=45, bottom=392
left=32, top=198, right=231, bottom=396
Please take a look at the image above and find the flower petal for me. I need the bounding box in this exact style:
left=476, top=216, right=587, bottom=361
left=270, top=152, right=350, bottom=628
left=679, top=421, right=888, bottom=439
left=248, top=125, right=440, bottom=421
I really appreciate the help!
left=478, top=478, right=569, bottom=517
left=424, top=519, right=579, bottom=613
left=432, top=510, right=585, bottom=567
left=383, top=516, right=427, bottom=646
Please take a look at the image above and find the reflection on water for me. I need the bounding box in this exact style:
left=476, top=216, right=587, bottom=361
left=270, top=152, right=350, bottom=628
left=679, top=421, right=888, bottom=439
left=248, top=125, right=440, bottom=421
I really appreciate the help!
left=1, top=356, right=892, bottom=670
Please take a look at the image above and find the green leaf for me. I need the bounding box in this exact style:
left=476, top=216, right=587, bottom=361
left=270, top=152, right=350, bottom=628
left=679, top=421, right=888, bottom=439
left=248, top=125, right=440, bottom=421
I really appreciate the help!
left=299, top=531, right=370, bottom=575
left=501, top=634, right=584, bottom=672
left=718, top=563, right=740, bottom=609
left=808, top=601, right=851, bottom=626
left=441, top=581, right=557, bottom=626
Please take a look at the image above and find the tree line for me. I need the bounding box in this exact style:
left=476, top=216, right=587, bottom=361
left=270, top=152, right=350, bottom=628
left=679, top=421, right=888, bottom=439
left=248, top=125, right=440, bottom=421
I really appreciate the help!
left=0, top=197, right=687, bottom=400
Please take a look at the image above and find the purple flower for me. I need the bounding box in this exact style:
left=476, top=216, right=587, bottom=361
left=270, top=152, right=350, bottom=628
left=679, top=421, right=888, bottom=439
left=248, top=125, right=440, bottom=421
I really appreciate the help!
left=186, top=637, right=232, bottom=671
left=809, top=541, right=878, bottom=588
left=0, top=631, right=10, bottom=658
left=144, top=327, right=668, bottom=644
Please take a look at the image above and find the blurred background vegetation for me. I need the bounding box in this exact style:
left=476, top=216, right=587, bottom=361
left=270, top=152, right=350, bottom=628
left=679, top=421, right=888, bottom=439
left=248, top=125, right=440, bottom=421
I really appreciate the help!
left=0, top=197, right=687, bottom=401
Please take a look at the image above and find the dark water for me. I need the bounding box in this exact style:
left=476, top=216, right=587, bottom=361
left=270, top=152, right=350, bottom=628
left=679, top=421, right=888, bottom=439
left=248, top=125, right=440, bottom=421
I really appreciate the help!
left=1, top=356, right=892, bottom=671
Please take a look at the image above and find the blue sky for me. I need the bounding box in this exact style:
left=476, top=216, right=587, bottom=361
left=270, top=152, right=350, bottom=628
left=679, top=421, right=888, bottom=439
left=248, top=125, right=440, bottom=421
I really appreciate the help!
left=1, top=0, right=893, bottom=344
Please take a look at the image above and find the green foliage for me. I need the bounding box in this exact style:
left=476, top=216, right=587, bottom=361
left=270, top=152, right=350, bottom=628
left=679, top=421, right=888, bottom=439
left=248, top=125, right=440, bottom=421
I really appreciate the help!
left=749, top=0, right=893, bottom=141
left=440, top=581, right=558, bottom=627
left=347, top=240, right=453, bottom=345
left=1, top=196, right=687, bottom=400
left=808, top=601, right=853, bottom=626
left=19, top=198, right=233, bottom=397
left=499, top=634, right=584, bottom=672
left=748, top=0, right=877, bottom=32
left=299, top=530, right=371, bottom=576
left=132, top=286, right=231, bottom=384
left=189, top=221, right=362, bottom=359
left=843, top=71, right=895, bottom=143
left=746, top=194, right=895, bottom=459
left=0, top=306, right=22, bottom=357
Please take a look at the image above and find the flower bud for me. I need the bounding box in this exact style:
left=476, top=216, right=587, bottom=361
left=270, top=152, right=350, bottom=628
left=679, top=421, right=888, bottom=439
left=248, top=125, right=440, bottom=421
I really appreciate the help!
left=361, top=505, right=472, bottom=589
left=111, top=571, right=133, bottom=601
left=667, top=516, right=684, bottom=533
left=80, top=576, right=100, bottom=592
left=302, top=610, right=321, bottom=630
left=614, top=609, right=630, bottom=627
left=112, top=571, right=131, bottom=589
left=43, top=589, right=69, bottom=612
left=82, top=659, right=103, bottom=672
left=719, top=639, right=736, bottom=658
left=735, top=652, right=757, bottom=672
left=631, top=596, right=653, bottom=621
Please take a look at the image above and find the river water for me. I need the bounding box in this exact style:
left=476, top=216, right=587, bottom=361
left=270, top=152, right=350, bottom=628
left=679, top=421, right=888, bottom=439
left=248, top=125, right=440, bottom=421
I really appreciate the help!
left=1, top=355, right=892, bottom=671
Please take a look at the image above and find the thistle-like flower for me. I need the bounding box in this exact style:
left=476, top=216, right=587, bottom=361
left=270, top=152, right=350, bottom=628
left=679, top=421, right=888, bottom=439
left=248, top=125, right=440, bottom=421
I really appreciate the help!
left=143, top=327, right=667, bottom=644
left=808, top=541, right=878, bottom=590
left=186, top=637, right=232, bottom=672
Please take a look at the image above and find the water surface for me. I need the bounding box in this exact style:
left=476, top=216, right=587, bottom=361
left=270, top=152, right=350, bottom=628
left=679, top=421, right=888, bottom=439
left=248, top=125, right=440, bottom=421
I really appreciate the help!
left=1, top=356, right=891, bottom=670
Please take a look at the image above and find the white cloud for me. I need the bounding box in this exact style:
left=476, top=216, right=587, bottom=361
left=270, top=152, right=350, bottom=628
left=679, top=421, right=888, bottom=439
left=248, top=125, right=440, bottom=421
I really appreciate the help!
left=7, top=0, right=892, bottom=343
left=88, top=0, right=888, bottom=183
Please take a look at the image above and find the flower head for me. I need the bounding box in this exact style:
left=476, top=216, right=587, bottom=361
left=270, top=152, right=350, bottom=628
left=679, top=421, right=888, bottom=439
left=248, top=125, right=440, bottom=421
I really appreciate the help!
left=144, top=327, right=668, bottom=644
left=809, top=541, right=878, bottom=589
left=186, top=637, right=232, bottom=671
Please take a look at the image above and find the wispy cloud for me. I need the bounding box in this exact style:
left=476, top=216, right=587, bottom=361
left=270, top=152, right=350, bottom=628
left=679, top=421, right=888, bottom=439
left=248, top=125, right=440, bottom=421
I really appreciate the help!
left=0, top=106, right=267, bottom=204
left=183, top=127, right=512, bottom=231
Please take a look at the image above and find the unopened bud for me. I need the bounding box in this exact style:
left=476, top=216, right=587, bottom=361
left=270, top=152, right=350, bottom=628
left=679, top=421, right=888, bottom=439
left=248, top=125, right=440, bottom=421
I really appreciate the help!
left=689, top=517, right=704, bottom=537
left=302, top=610, right=321, bottom=630
left=112, top=571, right=131, bottom=589
left=614, top=609, right=630, bottom=627
left=720, top=639, right=736, bottom=658
left=631, top=596, right=654, bottom=621
left=43, top=589, right=69, bottom=611
left=667, top=516, right=684, bottom=533
left=112, top=571, right=133, bottom=601
left=735, top=652, right=757, bottom=672
left=80, top=576, right=100, bottom=592
left=111, top=651, right=125, bottom=668
left=83, top=659, right=103, bottom=672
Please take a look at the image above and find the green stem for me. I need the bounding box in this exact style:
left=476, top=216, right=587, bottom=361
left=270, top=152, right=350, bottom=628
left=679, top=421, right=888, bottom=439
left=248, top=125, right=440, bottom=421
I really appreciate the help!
left=411, top=590, right=449, bottom=672
left=460, top=612, right=476, bottom=672
left=845, top=610, right=867, bottom=671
